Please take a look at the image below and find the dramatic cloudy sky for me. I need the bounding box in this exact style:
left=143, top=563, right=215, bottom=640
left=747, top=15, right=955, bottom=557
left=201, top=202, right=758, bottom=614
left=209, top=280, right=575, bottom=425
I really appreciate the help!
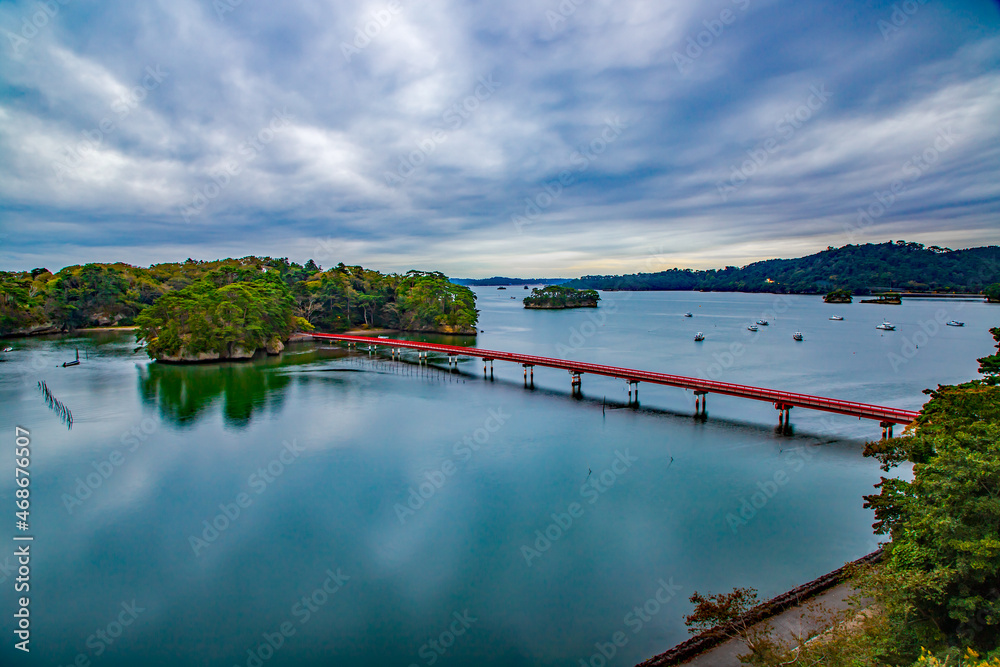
left=1, top=0, right=998, bottom=276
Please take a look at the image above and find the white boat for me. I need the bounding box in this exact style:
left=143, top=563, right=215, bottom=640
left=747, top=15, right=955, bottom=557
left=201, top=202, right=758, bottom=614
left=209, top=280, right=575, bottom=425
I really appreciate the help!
left=792, top=332, right=803, bottom=341
left=377, top=335, right=389, bottom=339
left=947, top=320, right=965, bottom=327
left=684, top=312, right=693, bottom=317
left=1, top=347, right=12, bottom=352
left=747, top=324, right=758, bottom=332
left=756, top=319, right=768, bottom=325
left=694, top=332, right=705, bottom=341
left=875, top=321, right=895, bottom=331
left=829, top=315, right=843, bottom=321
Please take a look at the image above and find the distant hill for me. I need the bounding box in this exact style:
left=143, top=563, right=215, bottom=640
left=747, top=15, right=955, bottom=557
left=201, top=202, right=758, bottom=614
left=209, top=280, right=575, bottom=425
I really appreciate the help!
left=564, top=242, right=1000, bottom=295
left=451, top=277, right=571, bottom=286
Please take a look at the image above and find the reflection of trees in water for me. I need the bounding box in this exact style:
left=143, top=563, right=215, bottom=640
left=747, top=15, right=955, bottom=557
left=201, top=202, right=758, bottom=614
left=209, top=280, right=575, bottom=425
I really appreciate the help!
left=138, top=356, right=292, bottom=428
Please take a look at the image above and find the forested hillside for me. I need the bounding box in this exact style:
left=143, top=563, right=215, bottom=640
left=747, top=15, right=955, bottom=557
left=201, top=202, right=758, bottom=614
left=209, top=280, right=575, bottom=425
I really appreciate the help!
left=565, top=242, right=1000, bottom=294
left=0, top=257, right=478, bottom=337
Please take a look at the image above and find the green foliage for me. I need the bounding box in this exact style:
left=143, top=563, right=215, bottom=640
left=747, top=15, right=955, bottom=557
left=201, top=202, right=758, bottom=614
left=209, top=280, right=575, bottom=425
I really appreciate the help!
left=705, top=325, right=1000, bottom=667
left=395, top=271, right=478, bottom=332
left=978, top=328, right=1000, bottom=380
left=134, top=268, right=296, bottom=360
left=0, top=271, right=47, bottom=333
left=45, top=264, right=134, bottom=329
left=0, top=256, right=479, bottom=338
left=986, top=284, right=1000, bottom=303
left=825, top=288, right=854, bottom=303
left=566, top=242, right=1000, bottom=294
left=861, top=347, right=1000, bottom=659
left=523, top=285, right=600, bottom=308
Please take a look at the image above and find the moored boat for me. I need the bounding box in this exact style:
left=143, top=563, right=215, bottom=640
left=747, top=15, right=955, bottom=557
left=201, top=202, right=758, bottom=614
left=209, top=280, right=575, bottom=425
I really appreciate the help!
left=694, top=332, right=705, bottom=341
left=756, top=319, right=768, bottom=325
left=947, top=320, right=965, bottom=327
left=875, top=321, right=896, bottom=331
left=829, top=315, right=843, bottom=321
left=747, top=324, right=758, bottom=331
left=684, top=312, right=693, bottom=317
left=792, top=331, right=803, bottom=341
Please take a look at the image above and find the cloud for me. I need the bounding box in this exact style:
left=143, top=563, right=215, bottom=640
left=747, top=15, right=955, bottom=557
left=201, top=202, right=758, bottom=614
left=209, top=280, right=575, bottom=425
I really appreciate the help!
left=0, top=0, right=998, bottom=275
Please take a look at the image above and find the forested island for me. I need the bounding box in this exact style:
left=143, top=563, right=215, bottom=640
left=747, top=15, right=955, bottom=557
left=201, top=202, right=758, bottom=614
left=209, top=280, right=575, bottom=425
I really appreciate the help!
left=0, top=258, right=479, bottom=360
left=824, top=289, right=853, bottom=303
left=565, top=241, right=1000, bottom=295
left=523, top=285, right=600, bottom=309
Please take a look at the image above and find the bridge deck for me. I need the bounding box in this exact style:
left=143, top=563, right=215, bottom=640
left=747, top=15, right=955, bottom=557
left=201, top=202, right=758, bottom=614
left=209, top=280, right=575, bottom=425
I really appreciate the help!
left=311, top=333, right=920, bottom=425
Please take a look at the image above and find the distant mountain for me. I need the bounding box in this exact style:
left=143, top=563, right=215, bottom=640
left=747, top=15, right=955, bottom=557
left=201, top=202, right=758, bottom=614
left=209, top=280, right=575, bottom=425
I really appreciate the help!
left=564, top=242, right=1000, bottom=295
left=451, top=277, right=572, bottom=286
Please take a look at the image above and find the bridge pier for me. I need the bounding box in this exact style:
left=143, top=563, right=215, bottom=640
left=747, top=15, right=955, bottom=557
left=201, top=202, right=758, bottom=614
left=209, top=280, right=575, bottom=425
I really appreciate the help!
left=880, top=421, right=895, bottom=439
left=627, top=380, right=639, bottom=406
left=523, top=364, right=534, bottom=388
left=570, top=370, right=582, bottom=396
left=775, top=403, right=792, bottom=428
left=694, top=390, right=708, bottom=416
left=483, top=358, right=494, bottom=379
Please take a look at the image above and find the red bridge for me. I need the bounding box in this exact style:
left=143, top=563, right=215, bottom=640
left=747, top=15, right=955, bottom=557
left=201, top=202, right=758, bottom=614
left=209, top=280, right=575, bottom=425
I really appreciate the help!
left=312, top=333, right=919, bottom=436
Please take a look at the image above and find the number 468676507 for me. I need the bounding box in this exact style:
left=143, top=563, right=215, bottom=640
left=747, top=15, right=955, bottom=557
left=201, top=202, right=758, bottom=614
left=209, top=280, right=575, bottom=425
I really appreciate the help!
left=15, top=427, right=30, bottom=521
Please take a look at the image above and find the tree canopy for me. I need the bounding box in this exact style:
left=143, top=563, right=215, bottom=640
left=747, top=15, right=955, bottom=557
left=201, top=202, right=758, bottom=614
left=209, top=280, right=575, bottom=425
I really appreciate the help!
left=0, top=256, right=478, bottom=338
left=565, top=242, right=1000, bottom=295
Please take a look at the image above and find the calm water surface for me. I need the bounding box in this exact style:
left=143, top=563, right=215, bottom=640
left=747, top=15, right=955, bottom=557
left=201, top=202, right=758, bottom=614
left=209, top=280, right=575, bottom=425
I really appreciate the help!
left=0, top=290, right=995, bottom=666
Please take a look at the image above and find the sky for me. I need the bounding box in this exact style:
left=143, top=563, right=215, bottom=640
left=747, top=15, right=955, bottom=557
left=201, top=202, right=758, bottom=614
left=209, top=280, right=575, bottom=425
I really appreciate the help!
left=1, top=0, right=999, bottom=278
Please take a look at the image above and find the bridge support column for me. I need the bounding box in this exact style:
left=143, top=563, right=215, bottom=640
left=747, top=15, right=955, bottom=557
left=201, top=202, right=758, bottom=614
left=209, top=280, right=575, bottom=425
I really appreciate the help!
left=694, top=390, right=708, bottom=416
left=627, top=380, right=639, bottom=406
left=880, top=421, right=894, bottom=439
left=483, top=358, right=494, bottom=379
left=523, top=364, right=534, bottom=388
left=775, top=404, right=792, bottom=428
left=570, top=371, right=582, bottom=396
